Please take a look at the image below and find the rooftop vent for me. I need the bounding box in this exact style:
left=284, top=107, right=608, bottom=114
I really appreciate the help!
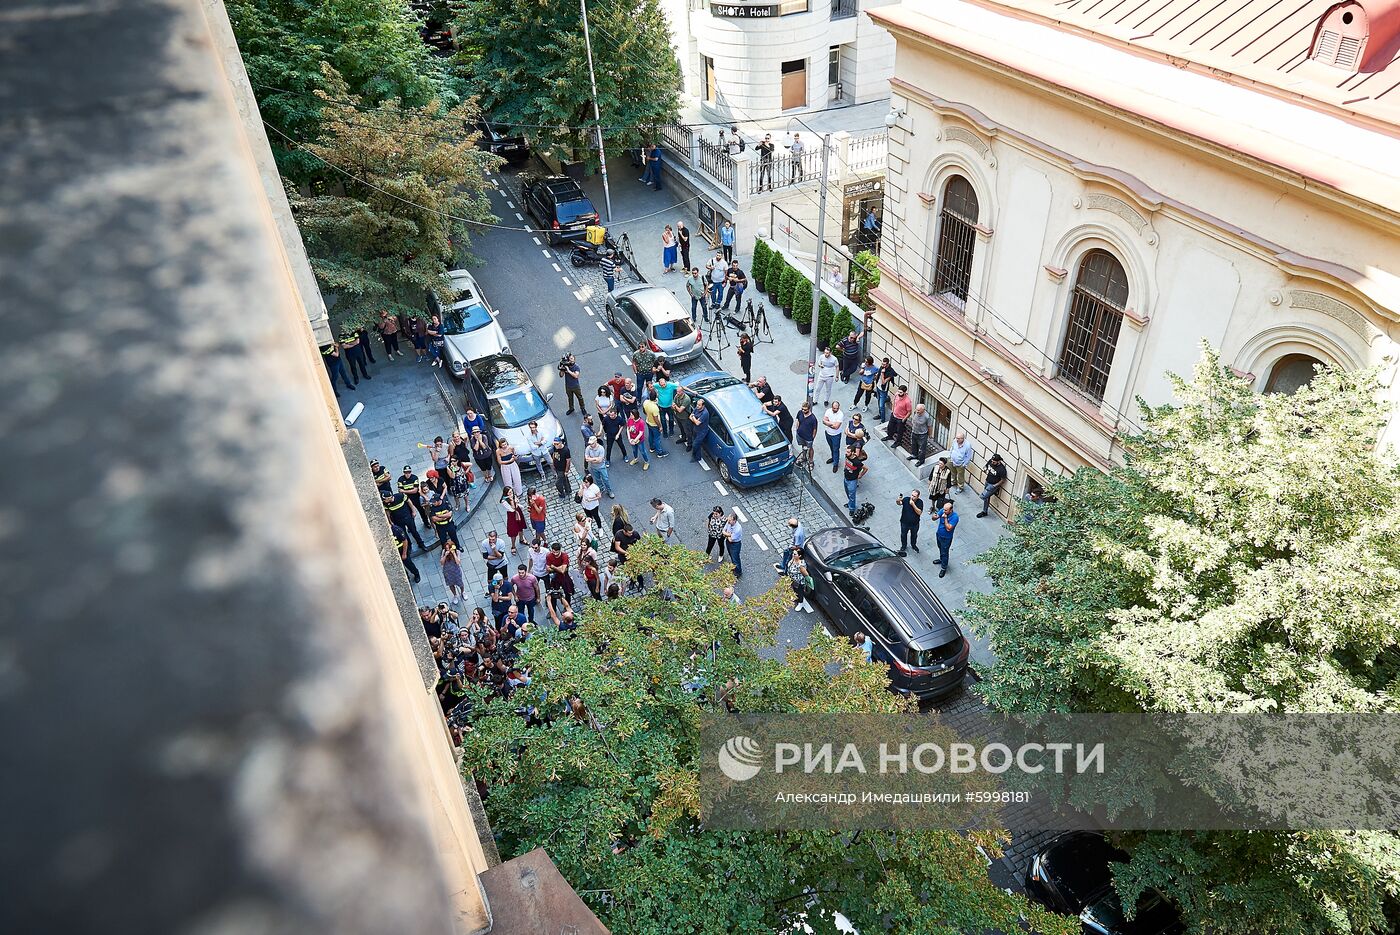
left=1312, top=2, right=1369, bottom=70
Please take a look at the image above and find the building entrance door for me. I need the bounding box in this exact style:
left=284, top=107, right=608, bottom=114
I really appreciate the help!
left=781, top=60, right=807, bottom=110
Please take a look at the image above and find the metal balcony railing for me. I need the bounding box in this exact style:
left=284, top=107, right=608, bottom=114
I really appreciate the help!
left=748, top=146, right=822, bottom=195
left=697, top=136, right=737, bottom=196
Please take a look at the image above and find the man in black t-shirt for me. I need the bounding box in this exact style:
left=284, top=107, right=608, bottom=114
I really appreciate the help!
left=977, top=454, right=1008, bottom=518
left=612, top=522, right=643, bottom=593
left=896, top=489, right=924, bottom=556
left=843, top=445, right=868, bottom=516
left=756, top=134, right=775, bottom=190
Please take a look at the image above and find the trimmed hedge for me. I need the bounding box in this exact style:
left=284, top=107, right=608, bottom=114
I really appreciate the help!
left=778, top=264, right=800, bottom=310
left=766, top=253, right=785, bottom=298
left=831, top=307, right=856, bottom=347
left=792, top=277, right=814, bottom=325
left=817, top=295, right=836, bottom=349
left=751, top=239, right=772, bottom=292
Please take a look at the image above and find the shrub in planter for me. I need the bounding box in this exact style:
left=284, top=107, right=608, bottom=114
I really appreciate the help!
left=767, top=255, right=786, bottom=303
left=792, top=278, right=814, bottom=334
left=816, top=295, right=835, bottom=350
left=779, top=265, right=800, bottom=311
left=830, top=307, right=856, bottom=349
left=751, top=240, right=771, bottom=292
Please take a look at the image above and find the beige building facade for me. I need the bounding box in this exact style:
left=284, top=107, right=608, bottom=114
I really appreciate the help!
left=865, top=0, right=1400, bottom=515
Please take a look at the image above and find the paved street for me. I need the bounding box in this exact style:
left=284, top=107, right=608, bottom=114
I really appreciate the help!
left=334, top=158, right=1054, bottom=890
left=565, top=163, right=1011, bottom=670
left=340, top=162, right=843, bottom=652
left=341, top=158, right=1017, bottom=668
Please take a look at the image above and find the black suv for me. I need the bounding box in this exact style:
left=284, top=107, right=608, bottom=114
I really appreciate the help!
left=520, top=175, right=599, bottom=244
left=801, top=526, right=969, bottom=699
left=474, top=119, right=529, bottom=164
left=1025, top=833, right=1185, bottom=934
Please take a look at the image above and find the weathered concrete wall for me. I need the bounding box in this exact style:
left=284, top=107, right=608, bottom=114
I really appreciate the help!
left=0, top=0, right=490, bottom=930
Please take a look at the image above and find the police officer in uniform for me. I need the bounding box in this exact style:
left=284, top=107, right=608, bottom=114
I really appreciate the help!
left=429, top=496, right=461, bottom=550
left=393, top=524, right=421, bottom=583
left=398, top=465, right=431, bottom=526
left=371, top=459, right=393, bottom=497
left=383, top=492, right=428, bottom=552
left=320, top=340, right=354, bottom=397
left=340, top=325, right=372, bottom=383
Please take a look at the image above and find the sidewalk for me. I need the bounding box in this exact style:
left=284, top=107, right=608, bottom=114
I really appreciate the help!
left=578, top=168, right=1005, bottom=669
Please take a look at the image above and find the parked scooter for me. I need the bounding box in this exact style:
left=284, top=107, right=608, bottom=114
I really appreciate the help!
left=569, top=238, right=616, bottom=267
left=570, top=222, right=617, bottom=267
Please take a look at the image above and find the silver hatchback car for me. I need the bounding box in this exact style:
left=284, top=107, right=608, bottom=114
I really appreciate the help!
left=605, top=284, right=703, bottom=364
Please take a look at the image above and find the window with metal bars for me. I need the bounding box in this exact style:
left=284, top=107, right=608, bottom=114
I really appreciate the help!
left=1057, top=249, right=1128, bottom=401
left=931, top=176, right=978, bottom=307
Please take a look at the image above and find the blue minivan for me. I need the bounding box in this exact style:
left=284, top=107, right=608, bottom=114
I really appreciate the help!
left=680, top=371, right=794, bottom=487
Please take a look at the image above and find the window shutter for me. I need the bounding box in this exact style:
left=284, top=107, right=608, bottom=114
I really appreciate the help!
left=1315, top=29, right=1341, bottom=60
left=1337, top=36, right=1362, bottom=68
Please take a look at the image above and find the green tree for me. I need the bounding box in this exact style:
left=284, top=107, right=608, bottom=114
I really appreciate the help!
left=289, top=68, right=499, bottom=328
left=778, top=264, right=800, bottom=311
left=817, top=295, right=835, bottom=350
left=228, top=0, right=450, bottom=180
left=459, top=540, right=1074, bottom=935
left=792, top=278, right=814, bottom=326
left=765, top=254, right=786, bottom=299
left=830, top=307, right=855, bottom=349
left=966, top=347, right=1400, bottom=933
left=751, top=239, right=771, bottom=292
left=454, top=0, right=681, bottom=166
left=851, top=249, right=881, bottom=311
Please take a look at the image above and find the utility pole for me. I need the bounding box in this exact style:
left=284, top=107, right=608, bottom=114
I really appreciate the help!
left=805, top=133, right=833, bottom=404
left=580, top=0, right=614, bottom=223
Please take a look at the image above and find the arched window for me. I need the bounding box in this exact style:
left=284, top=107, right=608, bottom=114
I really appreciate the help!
left=1057, top=249, right=1129, bottom=401
left=931, top=175, right=979, bottom=306
left=1263, top=353, right=1324, bottom=395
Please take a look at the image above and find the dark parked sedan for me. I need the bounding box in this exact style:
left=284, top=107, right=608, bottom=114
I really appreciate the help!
left=474, top=119, right=530, bottom=163
left=1025, top=832, right=1185, bottom=935
left=801, top=526, right=969, bottom=699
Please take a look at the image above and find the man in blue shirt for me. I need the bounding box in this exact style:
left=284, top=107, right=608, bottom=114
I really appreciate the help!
left=933, top=500, right=959, bottom=578
left=720, top=219, right=736, bottom=263
left=690, top=399, right=711, bottom=462
left=647, top=145, right=662, bottom=190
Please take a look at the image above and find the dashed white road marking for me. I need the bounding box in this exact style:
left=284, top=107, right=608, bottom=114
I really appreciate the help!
left=733, top=505, right=748, bottom=522
left=620, top=353, right=630, bottom=364
left=699, top=460, right=712, bottom=472
left=713, top=480, right=728, bottom=494
left=588, top=309, right=597, bottom=318
left=822, top=626, right=833, bottom=637
left=562, top=276, right=573, bottom=286
left=753, top=533, right=769, bottom=551
left=594, top=321, right=607, bottom=332
left=606, top=336, right=617, bottom=347
left=506, top=200, right=516, bottom=209
left=551, top=263, right=562, bottom=272
left=532, top=236, right=542, bottom=246
left=541, top=249, right=552, bottom=257
left=515, top=213, right=524, bottom=221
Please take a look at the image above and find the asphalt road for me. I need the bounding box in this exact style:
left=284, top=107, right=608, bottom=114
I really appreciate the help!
left=458, top=162, right=839, bottom=655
